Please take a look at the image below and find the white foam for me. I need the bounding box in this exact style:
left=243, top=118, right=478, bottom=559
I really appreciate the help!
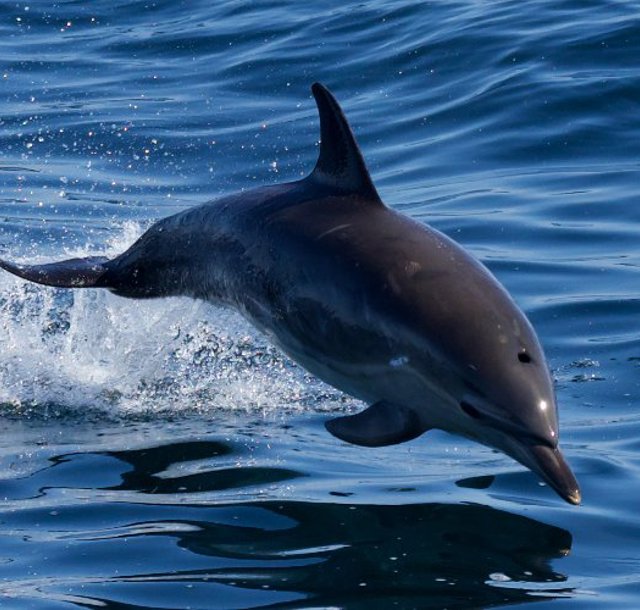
left=0, top=222, right=345, bottom=418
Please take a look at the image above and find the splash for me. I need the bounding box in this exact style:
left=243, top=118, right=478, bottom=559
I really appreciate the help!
left=0, top=223, right=346, bottom=419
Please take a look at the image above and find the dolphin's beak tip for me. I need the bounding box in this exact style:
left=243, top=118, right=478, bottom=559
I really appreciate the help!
left=548, top=449, right=581, bottom=507
left=564, top=486, right=582, bottom=506
left=510, top=441, right=581, bottom=507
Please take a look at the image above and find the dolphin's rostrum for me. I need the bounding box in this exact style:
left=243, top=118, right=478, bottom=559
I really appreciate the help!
left=0, top=83, right=580, bottom=505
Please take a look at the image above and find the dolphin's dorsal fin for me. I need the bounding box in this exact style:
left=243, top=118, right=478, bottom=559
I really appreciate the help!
left=310, top=83, right=382, bottom=203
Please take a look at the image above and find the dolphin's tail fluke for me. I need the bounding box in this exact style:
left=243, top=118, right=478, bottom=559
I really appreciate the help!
left=1, top=214, right=203, bottom=299
left=0, top=256, right=110, bottom=288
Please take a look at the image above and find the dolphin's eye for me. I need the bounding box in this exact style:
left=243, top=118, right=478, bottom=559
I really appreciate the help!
left=518, top=352, right=532, bottom=364
left=460, top=401, right=483, bottom=420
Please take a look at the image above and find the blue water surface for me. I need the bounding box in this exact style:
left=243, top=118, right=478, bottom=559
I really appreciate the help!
left=1, top=1, right=639, bottom=608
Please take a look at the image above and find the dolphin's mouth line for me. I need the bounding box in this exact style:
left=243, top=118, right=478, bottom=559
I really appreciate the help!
left=459, top=400, right=556, bottom=450
left=458, top=398, right=580, bottom=504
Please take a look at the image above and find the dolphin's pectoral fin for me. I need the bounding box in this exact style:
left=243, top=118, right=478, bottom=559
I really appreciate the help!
left=0, top=256, right=109, bottom=288
left=325, top=401, right=425, bottom=447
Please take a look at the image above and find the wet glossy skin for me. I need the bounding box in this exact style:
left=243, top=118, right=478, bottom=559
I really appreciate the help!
left=92, top=178, right=579, bottom=503
left=0, top=84, right=580, bottom=504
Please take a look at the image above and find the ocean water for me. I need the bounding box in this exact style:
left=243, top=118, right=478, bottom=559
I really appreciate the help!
left=0, top=1, right=639, bottom=608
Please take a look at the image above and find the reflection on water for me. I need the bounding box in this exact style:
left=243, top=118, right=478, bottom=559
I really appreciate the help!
left=170, top=501, right=572, bottom=609
left=108, top=440, right=302, bottom=495
left=0, top=438, right=573, bottom=609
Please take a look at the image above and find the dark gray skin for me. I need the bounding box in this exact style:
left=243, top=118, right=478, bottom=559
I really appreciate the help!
left=0, top=83, right=580, bottom=505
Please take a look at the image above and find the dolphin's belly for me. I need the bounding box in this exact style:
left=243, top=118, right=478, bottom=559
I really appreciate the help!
left=236, top=288, right=453, bottom=427
left=235, top=289, right=398, bottom=401
left=273, top=321, right=457, bottom=430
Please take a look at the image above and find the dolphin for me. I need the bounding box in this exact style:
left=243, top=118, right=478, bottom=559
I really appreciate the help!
left=0, top=83, right=580, bottom=505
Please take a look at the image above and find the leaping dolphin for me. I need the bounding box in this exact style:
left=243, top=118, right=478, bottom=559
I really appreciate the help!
left=0, top=83, right=580, bottom=505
